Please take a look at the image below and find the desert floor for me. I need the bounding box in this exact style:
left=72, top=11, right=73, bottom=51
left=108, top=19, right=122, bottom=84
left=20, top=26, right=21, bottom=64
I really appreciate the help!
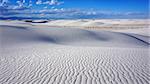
left=0, top=19, right=149, bottom=84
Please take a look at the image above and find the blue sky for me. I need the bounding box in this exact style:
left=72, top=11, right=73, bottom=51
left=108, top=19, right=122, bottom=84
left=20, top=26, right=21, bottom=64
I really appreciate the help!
left=61, top=0, right=148, bottom=12
left=0, top=0, right=149, bottom=19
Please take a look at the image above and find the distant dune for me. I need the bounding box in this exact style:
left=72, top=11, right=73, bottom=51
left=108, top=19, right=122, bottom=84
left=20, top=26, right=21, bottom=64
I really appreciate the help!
left=24, top=19, right=149, bottom=28
left=0, top=20, right=149, bottom=84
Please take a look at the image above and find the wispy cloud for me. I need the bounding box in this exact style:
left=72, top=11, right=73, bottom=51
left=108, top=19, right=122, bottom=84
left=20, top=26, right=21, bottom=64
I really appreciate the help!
left=1, top=8, right=148, bottom=19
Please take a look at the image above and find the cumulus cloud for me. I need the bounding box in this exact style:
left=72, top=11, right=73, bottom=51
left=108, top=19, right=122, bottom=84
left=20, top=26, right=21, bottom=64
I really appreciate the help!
left=0, top=0, right=9, bottom=6
left=16, top=1, right=24, bottom=7
left=36, top=0, right=42, bottom=5
left=28, top=0, right=32, bottom=7
left=36, top=0, right=63, bottom=5
left=44, top=0, right=64, bottom=5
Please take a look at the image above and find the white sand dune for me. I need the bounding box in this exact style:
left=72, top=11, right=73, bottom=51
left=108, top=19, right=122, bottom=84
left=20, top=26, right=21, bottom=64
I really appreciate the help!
left=0, top=20, right=149, bottom=84
left=0, top=24, right=149, bottom=47
left=27, top=19, right=149, bottom=27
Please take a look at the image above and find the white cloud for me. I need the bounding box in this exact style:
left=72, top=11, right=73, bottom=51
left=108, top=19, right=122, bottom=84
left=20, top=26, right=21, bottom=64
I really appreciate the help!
left=48, top=0, right=63, bottom=5
left=0, top=0, right=9, bottom=6
left=16, top=1, right=23, bottom=7
left=36, top=0, right=42, bottom=5
left=28, top=0, right=32, bottom=7
left=23, top=0, right=25, bottom=3
left=36, top=0, right=64, bottom=5
left=16, top=0, right=27, bottom=8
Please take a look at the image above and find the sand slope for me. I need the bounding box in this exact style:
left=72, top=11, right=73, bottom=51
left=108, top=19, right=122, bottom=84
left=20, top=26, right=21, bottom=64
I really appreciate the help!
left=0, top=24, right=149, bottom=48
left=0, top=20, right=149, bottom=84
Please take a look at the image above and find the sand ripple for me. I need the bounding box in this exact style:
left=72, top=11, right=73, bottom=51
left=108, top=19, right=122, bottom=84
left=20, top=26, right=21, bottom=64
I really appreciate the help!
left=0, top=47, right=149, bottom=84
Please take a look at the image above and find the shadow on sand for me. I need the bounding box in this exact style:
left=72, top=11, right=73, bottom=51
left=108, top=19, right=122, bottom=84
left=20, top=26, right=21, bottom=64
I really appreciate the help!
left=0, top=25, right=28, bottom=30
